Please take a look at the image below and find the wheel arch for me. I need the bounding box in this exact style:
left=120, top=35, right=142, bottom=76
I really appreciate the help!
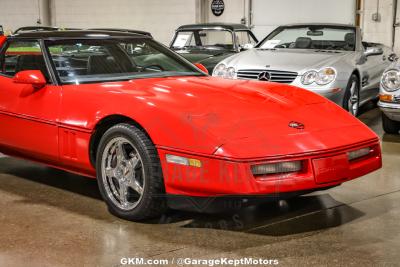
left=89, top=115, right=153, bottom=167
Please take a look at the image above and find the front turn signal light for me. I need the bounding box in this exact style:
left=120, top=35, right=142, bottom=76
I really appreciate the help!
left=251, top=161, right=302, bottom=176
left=347, top=147, right=372, bottom=161
left=166, top=154, right=202, bottom=167
left=379, top=94, right=394, bottom=102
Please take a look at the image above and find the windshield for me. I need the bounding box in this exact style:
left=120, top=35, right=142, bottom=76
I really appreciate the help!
left=172, top=30, right=234, bottom=50
left=46, top=38, right=203, bottom=84
left=258, top=26, right=356, bottom=51
left=235, top=30, right=258, bottom=47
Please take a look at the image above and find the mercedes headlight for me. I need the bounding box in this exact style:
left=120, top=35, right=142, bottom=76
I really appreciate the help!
left=301, top=70, right=317, bottom=85
left=212, top=64, right=236, bottom=79
left=316, top=67, right=336, bottom=85
left=301, top=67, right=336, bottom=86
left=213, top=63, right=226, bottom=77
left=381, top=69, right=400, bottom=92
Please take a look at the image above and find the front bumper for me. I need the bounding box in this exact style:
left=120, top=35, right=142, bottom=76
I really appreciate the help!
left=291, top=78, right=348, bottom=105
left=378, top=101, right=400, bottom=121
left=157, top=139, right=381, bottom=197
left=233, top=75, right=348, bottom=105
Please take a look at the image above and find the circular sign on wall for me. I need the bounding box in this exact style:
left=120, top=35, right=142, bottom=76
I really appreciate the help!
left=211, top=0, right=225, bottom=17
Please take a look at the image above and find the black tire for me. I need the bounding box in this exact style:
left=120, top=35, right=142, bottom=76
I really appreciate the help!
left=371, top=96, right=379, bottom=107
left=343, top=74, right=360, bottom=116
left=95, top=123, right=167, bottom=221
left=382, top=113, right=400, bottom=134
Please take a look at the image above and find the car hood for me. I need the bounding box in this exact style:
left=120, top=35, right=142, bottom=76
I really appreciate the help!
left=225, top=48, right=352, bottom=73
left=107, top=76, right=377, bottom=159
left=197, top=53, right=235, bottom=73
left=176, top=49, right=234, bottom=63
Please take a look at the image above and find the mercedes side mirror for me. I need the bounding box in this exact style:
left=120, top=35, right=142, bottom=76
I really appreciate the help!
left=364, top=47, right=383, bottom=57
left=13, top=70, right=47, bottom=89
left=388, top=53, right=399, bottom=62
left=240, top=43, right=254, bottom=51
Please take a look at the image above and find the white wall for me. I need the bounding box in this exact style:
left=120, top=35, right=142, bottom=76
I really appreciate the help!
left=362, top=0, right=394, bottom=46
left=362, top=0, right=394, bottom=48
left=51, top=0, right=198, bottom=44
left=0, top=0, right=198, bottom=44
left=251, top=0, right=356, bottom=40
left=206, top=0, right=248, bottom=25
left=0, top=0, right=41, bottom=33
left=205, top=0, right=357, bottom=40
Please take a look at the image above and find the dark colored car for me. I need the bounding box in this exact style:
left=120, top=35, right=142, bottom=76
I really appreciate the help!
left=170, top=23, right=258, bottom=73
left=89, top=28, right=152, bottom=37
left=14, top=26, right=60, bottom=34
left=14, top=26, right=81, bottom=34
left=0, top=25, right=4, bottom=35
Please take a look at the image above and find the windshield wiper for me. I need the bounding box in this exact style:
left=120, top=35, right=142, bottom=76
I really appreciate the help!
left=257, top=48, right=277, bottom=51
left=174, top=45, right=203, bottom=50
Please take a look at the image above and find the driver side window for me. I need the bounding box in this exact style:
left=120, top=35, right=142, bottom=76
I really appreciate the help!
left=0, top=40, right=49, bottom=80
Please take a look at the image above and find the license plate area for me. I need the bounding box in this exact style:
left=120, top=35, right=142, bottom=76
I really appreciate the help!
left=312, top=154, right=349, bottom=184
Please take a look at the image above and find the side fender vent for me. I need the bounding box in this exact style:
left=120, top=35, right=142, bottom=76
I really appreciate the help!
left=60, top=128, right=77, bottom=160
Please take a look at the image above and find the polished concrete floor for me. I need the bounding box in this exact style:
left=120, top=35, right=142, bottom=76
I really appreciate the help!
left=0, top=104, right=400, bottom=267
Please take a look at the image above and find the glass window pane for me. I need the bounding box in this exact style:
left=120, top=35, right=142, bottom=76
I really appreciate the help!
left=0, top=41, right=49, bottom=79
left=46, top=39, right=200, bottom=84
left=172, top=32, right=195, bottom=48
left=235, top=31, right=257, bottom=46
left=198, top=30, right=233, bottom=49
left=260, top=26, right=356, bottom=51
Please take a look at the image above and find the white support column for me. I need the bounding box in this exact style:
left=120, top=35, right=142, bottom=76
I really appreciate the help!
left=197, top=0, right=208, bottom=23
left=38, top=0, right=51, bottom=26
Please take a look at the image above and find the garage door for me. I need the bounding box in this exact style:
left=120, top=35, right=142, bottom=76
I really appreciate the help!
left=251, top=0, right=356, bottom=40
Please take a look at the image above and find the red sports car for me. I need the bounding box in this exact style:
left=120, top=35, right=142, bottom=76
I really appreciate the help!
left=0, top=31, right=381, bottom=220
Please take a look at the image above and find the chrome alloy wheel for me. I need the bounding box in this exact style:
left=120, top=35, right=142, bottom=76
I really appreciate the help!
left=101, top=137, right=145, bottom=211
left=348, top=81, right=359, bottom=116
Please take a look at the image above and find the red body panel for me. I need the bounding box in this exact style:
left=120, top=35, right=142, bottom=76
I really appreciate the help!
left=0, top=77, right=60, bottom=162
left=0, top=36, right=6, bottom=48
left=0, top=72, right=382, bottom=196
left=158, top=141, right=381, bottom=196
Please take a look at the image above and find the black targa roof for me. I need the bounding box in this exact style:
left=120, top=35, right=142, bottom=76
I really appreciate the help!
left=10, top=30, right=152, bottom=40
left=176, top=23, right=251, bottom=31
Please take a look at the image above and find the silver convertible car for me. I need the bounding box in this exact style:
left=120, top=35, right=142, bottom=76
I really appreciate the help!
left=378, top=64, right=400, bottom=134
left=213, top=23, right=395, bottom=116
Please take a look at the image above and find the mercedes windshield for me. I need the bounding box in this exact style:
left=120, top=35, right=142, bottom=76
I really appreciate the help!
left=258, top=25, right=356, bottom=51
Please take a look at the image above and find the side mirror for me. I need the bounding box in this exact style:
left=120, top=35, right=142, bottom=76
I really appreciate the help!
left=0, top=36, right=6, bottom=47
left=240, top=43, right=254, bottom=51
left=194, top=63, right=209, bottom=74
left=388, top=53, right=398, bottom=62
left=364, top=47, right=383, bottom=57
left=13, top=70, right=46, bottom=89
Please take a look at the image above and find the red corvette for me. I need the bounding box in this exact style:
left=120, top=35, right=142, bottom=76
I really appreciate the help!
left=0, top=31, right=381, bottom=220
